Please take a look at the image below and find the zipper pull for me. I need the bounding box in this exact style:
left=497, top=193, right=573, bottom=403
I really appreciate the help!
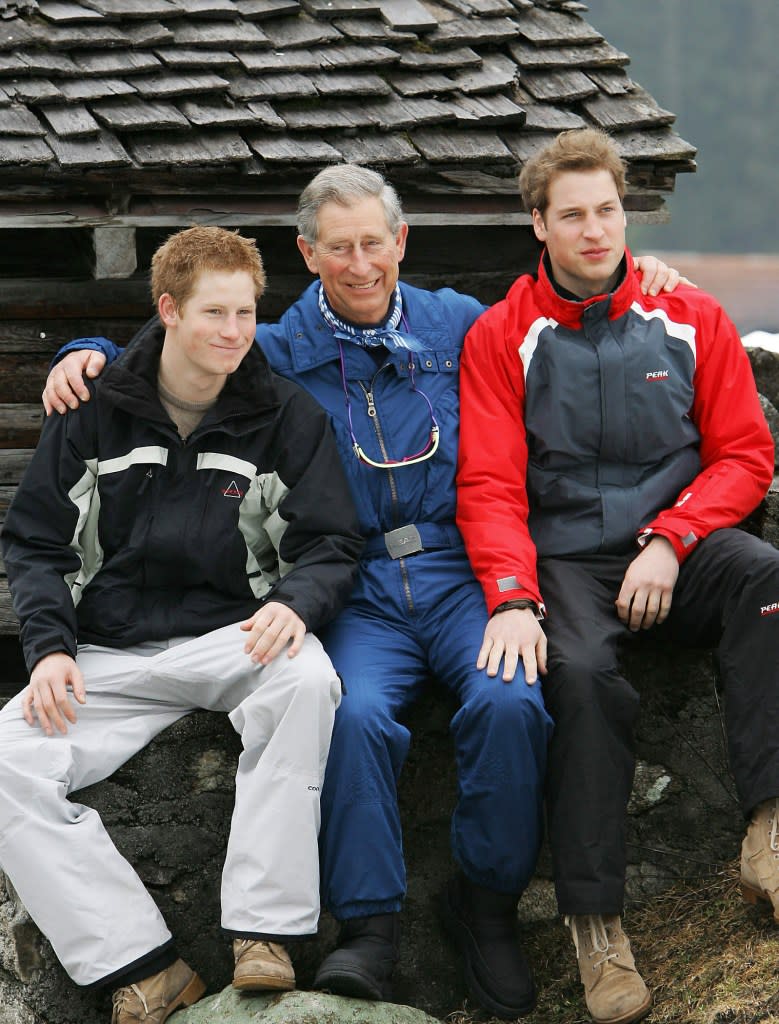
left=365, top=391, right=377, bottom=418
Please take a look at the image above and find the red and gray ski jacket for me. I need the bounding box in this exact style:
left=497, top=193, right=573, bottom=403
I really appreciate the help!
left=456, top=249, right=775, bottom=614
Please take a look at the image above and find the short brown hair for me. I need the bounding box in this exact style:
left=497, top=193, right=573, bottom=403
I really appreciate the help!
left=150, top=226, right=266, bottom=308
left=519, top=128, right=626, bottom=216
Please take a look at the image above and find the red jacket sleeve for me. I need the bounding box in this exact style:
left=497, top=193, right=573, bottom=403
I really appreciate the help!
left=456, top=284, right=544, bottom=614
left=640, top=293, right=774, bottom=560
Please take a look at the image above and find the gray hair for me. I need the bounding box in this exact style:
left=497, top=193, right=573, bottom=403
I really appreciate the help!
left=296, top=164, right=404, bottom=245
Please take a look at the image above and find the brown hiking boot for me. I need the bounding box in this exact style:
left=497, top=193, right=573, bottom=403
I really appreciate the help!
left=111, top=959, right=205, bottom=1024
left=232, top=939, right=295, bottom=991
left=566, top=915, right=651, bottom=1024
left=741, top=797, right=779, bottom=922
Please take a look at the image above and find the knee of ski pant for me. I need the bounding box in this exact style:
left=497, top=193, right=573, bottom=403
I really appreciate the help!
left=453, top=672, right=553, bottom=747
left=544, top=650, right=639, bottom=727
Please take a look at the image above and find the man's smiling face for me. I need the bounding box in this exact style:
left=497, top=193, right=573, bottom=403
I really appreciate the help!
left=296, top=196, right=408, bottom=326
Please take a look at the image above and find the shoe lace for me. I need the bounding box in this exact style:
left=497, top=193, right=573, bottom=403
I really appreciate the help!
left=769, top=799, right=779, bottom=856
left=112, top=983, right=148, bottom=1021
left=566, top=915, right=620, bottom=971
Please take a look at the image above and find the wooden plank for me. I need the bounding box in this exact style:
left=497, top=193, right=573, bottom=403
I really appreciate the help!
left=426, top=15, right=520, bottom=46
left=39, top=103, right=100, bottom=139
left=0, top=135, right=53, bottom=167
left=156, top=48, right=242, bottom=70
left=171, top=19, right=272, bottom=48
left=449, top=92, right=526, bottom=126
left=126, top=131, right=253, bottom=167
left=311, top=44, right=398, bottom=69
left=515, top=7, right=602, bottom=46
left=411, top=128, right=514, bottom=164
left=377, top=0, right=437, bottom=32
left=3, top=105, right=46, bottom=137
left=234, top=0, right=302, bottom=21
left=129, top=72, right=230, bottom=98
left=0, top=406, right=43, bottom=449
left=8, top=51, right=80, bottom=75
left=58, top=78, right=137, bottom=102
left=228, top=71, right=317, bottom=101
left=245, top=132, right=342, bottom=163
left=0, top=319, right=142, bottom=355
left=0, top=581, right=20, bottom=637
left=236, top=48, right=318, bottom=73
left=516, top=101, right=586, bottom=132
left=389, top=71, right=458, bottom=98
left=78, top=0, right=179, bottom=17
left=437, top=0, right=514, bottom=14
left=397, top=46, right=481, bottom=71
left=261, top=13, right=343, bottom=48
left=507, top=39, right=629, bottom=70
left=613, top=129, right=697, bottom=163
left=67, top=49, right=162, bottom=76
left=522, top=68, right=599, bottom=103
left=0, top=451, right=34, bottom=486
left=310, top=71, right=391, bottom=97
left=46, top=129, right=131, bottom=169
left=173, top=0, right=241, bottom=15
left=91, top=97, right=189, bottom=132
left=452, top=52, right=518, bottom=95
left=36, top=1, right=106, bottom=22
left=336, top=132, right=419, bottom=165
left=301, top=0, right=381, bottom=17
left=586, top=70, right=634, bottom=97
left=123, top=21, right=175, bottom=46
left=583, top=89, right=676, bottom=132
left=179, top=98, right=259, bottom=129
left=4, top=79, right=65, bottom=105
left=331, top=16, right=415, bottom=43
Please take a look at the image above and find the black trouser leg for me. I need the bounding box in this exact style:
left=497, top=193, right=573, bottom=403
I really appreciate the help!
left=539, top=555, right=640, bottom=916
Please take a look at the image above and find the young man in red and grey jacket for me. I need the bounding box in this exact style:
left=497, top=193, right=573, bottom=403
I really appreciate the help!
left=456, top=127, right=778, bottom=1024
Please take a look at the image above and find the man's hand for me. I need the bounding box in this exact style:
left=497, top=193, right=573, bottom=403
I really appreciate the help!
left=23, top=652, right=86, bottom=736
left=241, top=601, right=307, bottom=665
left=43, top=350, right=107, bottom=416
left=477, top=607, right=547, bottom=684
left=633, top=255, right=695, bottom=297
left=616, top=537, right=680, bottom=632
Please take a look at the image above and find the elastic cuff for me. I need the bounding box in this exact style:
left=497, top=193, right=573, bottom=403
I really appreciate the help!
left=85, top=939, right=177, bottom=991
left=328, top=898, right=403, bottom=922
left=222, top=928, right=317, bottom=943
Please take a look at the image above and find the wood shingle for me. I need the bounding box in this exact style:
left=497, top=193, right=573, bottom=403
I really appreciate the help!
left=0, top=0, right=695, bottom=223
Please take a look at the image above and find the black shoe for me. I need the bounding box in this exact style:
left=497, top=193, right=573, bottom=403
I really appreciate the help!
left=440, top=874, right=536, bottom=1019
left=313, top=912, right=399, bottom=1001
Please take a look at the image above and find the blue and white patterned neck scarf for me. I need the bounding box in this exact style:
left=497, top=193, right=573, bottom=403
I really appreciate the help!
left=318, top=283, right=422, bottom=352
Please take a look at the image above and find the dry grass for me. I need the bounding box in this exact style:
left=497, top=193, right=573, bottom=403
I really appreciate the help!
left=445, top=860, right=779, bottom=1024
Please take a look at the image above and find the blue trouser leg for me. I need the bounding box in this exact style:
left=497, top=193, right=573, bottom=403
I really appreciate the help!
left=421, top=556, right=553, bottom=894
left=319, top=601, right=428, bottom=921
left=319, top=548, right=552, bottom=920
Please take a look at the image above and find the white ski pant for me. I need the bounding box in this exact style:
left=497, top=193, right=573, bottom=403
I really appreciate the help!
left=0, top=623, right=341, bottom=986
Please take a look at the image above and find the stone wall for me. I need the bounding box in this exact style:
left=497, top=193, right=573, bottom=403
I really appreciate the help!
left=0, top=349, right=777, bottom=1024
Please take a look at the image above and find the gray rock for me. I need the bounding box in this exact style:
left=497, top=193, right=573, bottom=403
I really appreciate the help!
left=176, top=988, right=440, bottom=1023
left=748, top=345, right=779, bottom=412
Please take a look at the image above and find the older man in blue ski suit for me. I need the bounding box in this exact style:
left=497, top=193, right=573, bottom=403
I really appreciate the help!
left=44, top=164, right=680, bottom=1020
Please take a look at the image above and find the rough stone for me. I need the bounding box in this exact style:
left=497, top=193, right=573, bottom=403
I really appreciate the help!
left=176, top=988, right=440, bottom=1023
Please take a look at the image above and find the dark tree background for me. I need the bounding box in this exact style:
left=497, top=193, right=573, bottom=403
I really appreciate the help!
left=585, top=0, right=778, bottom=253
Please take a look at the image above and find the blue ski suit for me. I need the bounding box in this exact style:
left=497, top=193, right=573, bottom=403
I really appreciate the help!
left=59, top=279, right=553, bottom=919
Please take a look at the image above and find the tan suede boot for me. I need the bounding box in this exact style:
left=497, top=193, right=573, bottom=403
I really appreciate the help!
left=111, top=959, right=205, bottom=1024
left=232, top=939, right=295, bottom=991
left=566, top=915, right=651, bottom=1024
left=741, top=797, right=779, bottom=922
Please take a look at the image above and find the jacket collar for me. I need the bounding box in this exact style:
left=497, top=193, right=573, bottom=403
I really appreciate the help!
left=101, top=316, right=280, bottom=431
left=535, top=246, right=639, bottom=327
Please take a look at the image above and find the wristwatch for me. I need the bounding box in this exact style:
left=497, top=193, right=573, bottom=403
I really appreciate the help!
left=492, top=599, right=539, bottom=616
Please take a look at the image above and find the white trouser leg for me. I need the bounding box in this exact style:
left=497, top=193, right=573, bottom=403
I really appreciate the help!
left=0, top=625, right=340, bottom=984
left=0, top=644, right=184, bottom=986
left=146, top=626, right=341, bottom=937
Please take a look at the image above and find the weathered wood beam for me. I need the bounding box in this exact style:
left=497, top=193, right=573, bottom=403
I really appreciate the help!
left=93, top=226, right=137, bottom=279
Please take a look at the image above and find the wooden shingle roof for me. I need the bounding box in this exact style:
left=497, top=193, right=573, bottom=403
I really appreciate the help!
left=0, top=0, right=696, bottom=226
